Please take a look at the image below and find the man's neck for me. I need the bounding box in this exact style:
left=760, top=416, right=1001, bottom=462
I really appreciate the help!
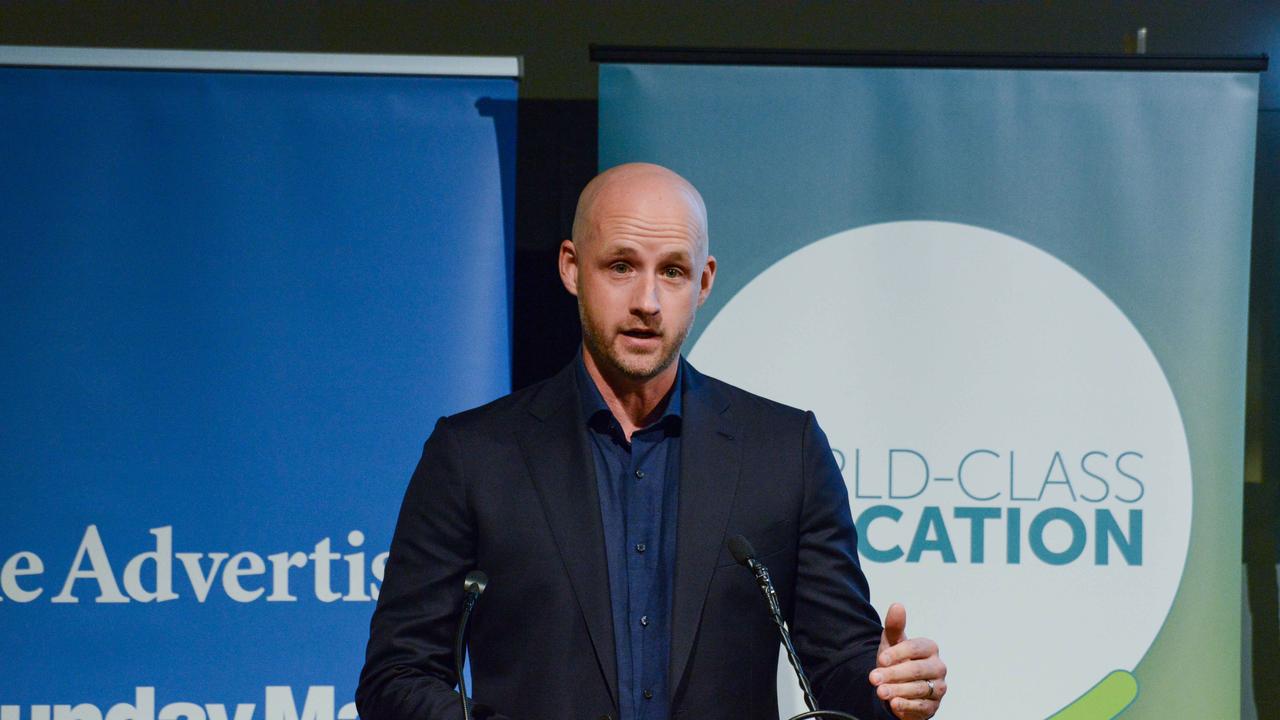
left=581, top=346, right=678, bottom=440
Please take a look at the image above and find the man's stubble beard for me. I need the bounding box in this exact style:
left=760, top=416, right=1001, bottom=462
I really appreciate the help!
left=578, top=300, right=691, bottom=382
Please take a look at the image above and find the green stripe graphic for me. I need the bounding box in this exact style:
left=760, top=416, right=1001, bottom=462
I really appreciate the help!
left=1048, top=670, right=1139, bottom=719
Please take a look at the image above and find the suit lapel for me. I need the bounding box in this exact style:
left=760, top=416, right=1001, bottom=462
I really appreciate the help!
left=517, top=365, right=618, bottom=706
left=669, top=361, right=741, bottom=701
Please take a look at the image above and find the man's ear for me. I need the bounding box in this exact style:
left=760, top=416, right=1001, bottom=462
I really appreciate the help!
left=558, top=239, right=580, bottom=297
left=697, top=254, right=717, bottom=307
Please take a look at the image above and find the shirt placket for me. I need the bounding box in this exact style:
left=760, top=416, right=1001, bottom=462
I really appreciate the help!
left=627, top=427, right=661, bottom=716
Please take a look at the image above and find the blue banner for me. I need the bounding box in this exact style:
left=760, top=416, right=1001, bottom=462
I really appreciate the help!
left=602, top=62, right=1257, bottom=719
left=0, top=62, right=515, bottom=716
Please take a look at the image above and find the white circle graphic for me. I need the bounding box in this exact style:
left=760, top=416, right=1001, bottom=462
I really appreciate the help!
left=689, top=221, right=1191, bottom=719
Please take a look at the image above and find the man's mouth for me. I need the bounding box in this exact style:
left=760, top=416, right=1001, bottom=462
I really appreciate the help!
left=620, top=328, right=661, bottom=339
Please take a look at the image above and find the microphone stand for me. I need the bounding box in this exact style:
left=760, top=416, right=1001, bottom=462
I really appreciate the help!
left=455, top=571, right=489, bottom=720
left=728, top=536, right=861, bottom=720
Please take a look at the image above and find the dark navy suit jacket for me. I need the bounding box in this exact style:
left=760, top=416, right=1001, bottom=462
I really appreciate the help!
left=356, top=359, right=892, bottom=720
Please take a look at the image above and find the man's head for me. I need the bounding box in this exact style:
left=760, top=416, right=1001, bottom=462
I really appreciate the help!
left=559, top=163, right=716, bottom=387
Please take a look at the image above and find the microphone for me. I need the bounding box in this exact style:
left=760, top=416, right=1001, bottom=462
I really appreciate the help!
left=456, top=570, right=489, bottom=720
left=728, top=536, right=861, bottom=720
left=728, top=536, right=783, bottom=618
left=463, top=570, right=488, bottom=609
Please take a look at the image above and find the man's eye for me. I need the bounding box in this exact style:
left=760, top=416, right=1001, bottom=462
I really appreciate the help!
left=610, top=262, right=630, bottom=274
left=663, top=267, right=685, bottom=279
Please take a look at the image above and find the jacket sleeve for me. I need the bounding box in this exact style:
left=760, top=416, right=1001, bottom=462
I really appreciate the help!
left=355, top=416, right=514, bottom=720
left=789, top=411, right=895, bottom=720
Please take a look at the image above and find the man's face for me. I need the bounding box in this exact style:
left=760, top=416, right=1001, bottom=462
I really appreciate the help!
left=559, top=172, right=715, bottom=384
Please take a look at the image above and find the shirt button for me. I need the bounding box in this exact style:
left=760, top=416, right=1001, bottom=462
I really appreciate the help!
left=634, top=469, right=646, bottom=479
left=643, top=689, right=654, bottom=700
left=635, top=543, right=647, bottom=553
left=640, top=615, right=650, bottom=627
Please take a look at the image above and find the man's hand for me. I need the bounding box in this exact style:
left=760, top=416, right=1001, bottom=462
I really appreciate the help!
left=868, top=603, right=946, bottom=720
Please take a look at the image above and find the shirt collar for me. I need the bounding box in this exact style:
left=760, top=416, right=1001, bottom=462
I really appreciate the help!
left=574, top=352, right=683, bottom=435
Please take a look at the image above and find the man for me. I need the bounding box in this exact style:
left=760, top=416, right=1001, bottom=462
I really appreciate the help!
left=357, top=163, right=947, bottom=720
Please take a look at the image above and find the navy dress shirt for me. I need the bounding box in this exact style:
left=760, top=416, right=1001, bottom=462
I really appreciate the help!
left=576, top=359, right=681, bottom=720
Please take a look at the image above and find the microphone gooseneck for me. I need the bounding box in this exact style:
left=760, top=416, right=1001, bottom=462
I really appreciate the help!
left=456, top=570, right=489, bottom=720
left=727, top=535, right=861, bottom=720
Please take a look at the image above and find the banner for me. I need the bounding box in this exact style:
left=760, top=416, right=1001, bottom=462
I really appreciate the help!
left=601, top=60, right=1258, bottom=719
left=0, top=51, right=517, bottom=717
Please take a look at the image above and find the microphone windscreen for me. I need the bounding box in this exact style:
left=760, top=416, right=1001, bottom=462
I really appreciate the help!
left=727, top=535, right=756, bottom=566
left=464, top=570, right=489, bottom=596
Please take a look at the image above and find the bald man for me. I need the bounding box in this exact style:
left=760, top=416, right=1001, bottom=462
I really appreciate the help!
left=357, top=164, right=946, bottom=720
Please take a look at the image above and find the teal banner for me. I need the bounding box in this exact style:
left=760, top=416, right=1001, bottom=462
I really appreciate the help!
left=601, top=63, right=1258, bottom=719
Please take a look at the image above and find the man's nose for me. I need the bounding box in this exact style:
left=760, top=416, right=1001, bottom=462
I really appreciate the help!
left=631, top=273, right=661, bottom=316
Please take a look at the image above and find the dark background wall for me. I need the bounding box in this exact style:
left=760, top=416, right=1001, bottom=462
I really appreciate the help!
left=2, top=2, right=1276, bottom=717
